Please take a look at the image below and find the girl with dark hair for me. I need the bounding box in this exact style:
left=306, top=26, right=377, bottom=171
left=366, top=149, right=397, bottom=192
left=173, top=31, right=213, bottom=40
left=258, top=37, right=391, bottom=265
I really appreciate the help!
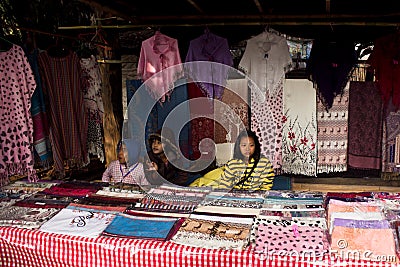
left=211, top=130, right=275, bottom=191
left=146, top=128, right=188, bottom=186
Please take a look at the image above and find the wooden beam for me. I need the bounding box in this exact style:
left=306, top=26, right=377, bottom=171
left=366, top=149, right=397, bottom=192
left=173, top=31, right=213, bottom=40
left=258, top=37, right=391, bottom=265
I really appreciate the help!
left=129, top=13, right=400, bottom=21
left=59, top=21, right=400, bottom=30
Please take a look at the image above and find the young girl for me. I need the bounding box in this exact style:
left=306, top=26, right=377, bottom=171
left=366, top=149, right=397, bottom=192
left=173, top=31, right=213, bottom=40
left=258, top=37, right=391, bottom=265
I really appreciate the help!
left=146, top=128, right=188, bottom=186
left=102, top=139, right=149, bottom=185
left=211, top=130, right=275, bottom=191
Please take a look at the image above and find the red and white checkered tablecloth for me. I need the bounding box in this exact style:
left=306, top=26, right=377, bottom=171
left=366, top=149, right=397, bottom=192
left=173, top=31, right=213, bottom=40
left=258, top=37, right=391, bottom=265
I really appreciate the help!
left=0, top=227, right=397, bottom=267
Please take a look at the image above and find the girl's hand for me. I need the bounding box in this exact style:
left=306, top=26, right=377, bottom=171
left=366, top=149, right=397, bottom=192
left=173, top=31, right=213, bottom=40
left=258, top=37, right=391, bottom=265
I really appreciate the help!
left=146, top=161, right=158, bottom=171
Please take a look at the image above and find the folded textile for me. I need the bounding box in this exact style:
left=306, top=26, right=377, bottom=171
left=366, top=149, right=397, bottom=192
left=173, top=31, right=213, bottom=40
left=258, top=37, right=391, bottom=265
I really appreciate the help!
left=171, top=217, right=251, bottom=250
left=102, top=213, right=183, bottom=240
left=39, top=205, right=116, bottom=238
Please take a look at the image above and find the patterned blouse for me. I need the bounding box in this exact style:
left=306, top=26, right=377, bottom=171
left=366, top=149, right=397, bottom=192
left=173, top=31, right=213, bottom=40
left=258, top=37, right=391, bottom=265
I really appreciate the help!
left=211, top=157, right=275, bottom=191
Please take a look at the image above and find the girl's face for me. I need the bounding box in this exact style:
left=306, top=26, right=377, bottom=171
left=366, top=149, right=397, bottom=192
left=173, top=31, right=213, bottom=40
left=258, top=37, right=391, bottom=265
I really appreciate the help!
left=151, top=139, right=164, bottom=155
left=239, top=136, right=255, bottom=161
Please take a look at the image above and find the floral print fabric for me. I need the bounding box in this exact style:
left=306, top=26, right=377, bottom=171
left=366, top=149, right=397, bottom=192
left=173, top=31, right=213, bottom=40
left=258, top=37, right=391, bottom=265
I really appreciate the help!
left=282, top=79, right=317, bottom=176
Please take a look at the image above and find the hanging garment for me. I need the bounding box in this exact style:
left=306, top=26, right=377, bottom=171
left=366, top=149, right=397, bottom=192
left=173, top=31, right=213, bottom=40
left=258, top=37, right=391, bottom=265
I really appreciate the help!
left=137, top=31, right=183, bottom=102
left=239, top=31, right=291, bottom=170
left=249, top=87, right=283, bottom=169
left=367, top=33, right=400, bottom=110
left=347, top=81, right=383, bottom=170
left=156, top=78, right=190, bottom=158
left=185, top=31, right=233, bottom=100
left=282, top=79, right=317, bottom=176
left=80, top=55, right=105, bottom=162
left=126, top=79, right=158, bottom=155
left=0, top=44, right=37, bottom=185
left=188, top=82, right=215, bottom=160
left=307, top=38, right=357, bottom=110
left=38, top=50, right=89, bottom=177
left=214, top=78, right=249, bottom=144
left=27, top=49, right=53, bottom=169
left=239, top=31, right=292, bottom=95
left=382, top=110, right=400, bottom=180
left=317, top=83, right=349, bottom=174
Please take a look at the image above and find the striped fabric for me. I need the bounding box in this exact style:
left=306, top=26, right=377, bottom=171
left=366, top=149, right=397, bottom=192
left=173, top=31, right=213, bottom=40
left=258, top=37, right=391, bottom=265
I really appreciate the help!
left=211, top=157, right=275, bottom=190
left=27, top=49, right=53, bottom=170
left=38, top=50, right=89, bottom=177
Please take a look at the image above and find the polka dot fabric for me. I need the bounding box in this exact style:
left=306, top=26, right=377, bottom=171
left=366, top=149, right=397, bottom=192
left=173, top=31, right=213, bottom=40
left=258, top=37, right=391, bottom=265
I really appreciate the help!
left=253, top=217, right=329, bottom=258
left=0, top=45, right=37, bottom=185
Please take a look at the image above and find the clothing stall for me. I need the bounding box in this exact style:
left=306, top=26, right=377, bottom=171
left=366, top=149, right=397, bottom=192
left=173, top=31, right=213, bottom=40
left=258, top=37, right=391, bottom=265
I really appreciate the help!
left=1, top=1, right=400, bottom=267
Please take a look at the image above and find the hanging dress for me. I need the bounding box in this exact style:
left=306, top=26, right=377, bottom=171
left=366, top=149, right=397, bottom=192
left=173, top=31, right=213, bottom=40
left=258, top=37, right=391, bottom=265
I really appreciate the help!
left=80, top=55, right=105, bottom=163
left=38, top=49, right=88, bottom=177
left=239, top=31, right=292, bottom=169
left=0, top=44, right=37, bottom=185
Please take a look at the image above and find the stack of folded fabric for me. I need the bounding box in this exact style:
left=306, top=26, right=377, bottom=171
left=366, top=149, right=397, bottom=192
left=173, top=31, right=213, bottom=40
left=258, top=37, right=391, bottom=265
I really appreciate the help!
left=102, top=213, right=184, bottom=241
left=41, top=181, right=103, bottom=199
left=0, top=205, right=61, bottom=229
left=171, top=217, right=252, bottom=250
left=249, top=191, right=329, bottom=259
left=328, top=198, right=398, bottom=262
left=77, top=184, right=147, bottom=206
left=195, top=191, right=265, bottom=216
left=252, top=216, right=329, bottom=258
left=127, top=185, right=210, bottom=217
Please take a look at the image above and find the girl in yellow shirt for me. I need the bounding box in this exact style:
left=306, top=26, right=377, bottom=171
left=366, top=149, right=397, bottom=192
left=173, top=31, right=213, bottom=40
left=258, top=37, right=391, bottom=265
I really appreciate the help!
left=191, top=130, right=275, bottom=191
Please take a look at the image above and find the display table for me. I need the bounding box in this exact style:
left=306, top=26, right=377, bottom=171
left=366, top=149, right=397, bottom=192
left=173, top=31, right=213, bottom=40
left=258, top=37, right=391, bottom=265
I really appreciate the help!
left=0, top=226, right=397, bottom=267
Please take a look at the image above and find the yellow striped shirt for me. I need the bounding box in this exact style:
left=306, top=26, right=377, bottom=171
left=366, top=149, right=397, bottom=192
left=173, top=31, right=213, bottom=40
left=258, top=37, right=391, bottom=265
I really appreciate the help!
left=210, top=157, right=275, bottom=191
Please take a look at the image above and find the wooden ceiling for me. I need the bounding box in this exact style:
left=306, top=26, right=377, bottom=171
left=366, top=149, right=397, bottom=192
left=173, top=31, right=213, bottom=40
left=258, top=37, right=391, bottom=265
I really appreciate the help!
left=74, top=0, right=400, bottom=44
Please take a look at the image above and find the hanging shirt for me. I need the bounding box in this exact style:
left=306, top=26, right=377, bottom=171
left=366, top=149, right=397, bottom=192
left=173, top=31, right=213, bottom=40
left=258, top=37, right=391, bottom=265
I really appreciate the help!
left=137, top=31, right=183, bottom=102
left=239, top=31, right=292, bottom=95
left=185, top=31, right=233, bottom=100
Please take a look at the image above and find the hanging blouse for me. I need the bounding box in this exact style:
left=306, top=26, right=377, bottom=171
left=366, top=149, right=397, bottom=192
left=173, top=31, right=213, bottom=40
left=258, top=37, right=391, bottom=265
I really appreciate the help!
left=137, top=31, right=183, bottom=102
left=0, top=44, right=37, bottom=185
left=367, top=32, right=400, bottom=110
left=239, top=31, right=292, bottom=95
left=185, top=31, right=233, bottom=99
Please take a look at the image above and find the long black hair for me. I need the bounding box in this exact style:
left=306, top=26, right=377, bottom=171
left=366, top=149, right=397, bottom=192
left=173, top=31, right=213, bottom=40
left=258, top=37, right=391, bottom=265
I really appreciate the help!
left=233, top=130, right=261, bottom=162
left=233, top=130, right=262, bottom=187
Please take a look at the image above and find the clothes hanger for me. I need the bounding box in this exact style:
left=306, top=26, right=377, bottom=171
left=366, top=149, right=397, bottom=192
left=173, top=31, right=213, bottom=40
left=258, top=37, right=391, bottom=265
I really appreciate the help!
left=154, top=28, right=168, bottom=45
